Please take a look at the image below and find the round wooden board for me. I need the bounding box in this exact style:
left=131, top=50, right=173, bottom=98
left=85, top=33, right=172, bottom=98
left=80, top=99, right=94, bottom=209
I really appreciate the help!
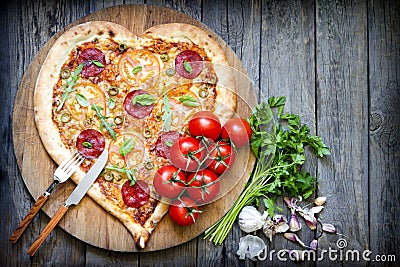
left=12, top=5, right=257, bottom=252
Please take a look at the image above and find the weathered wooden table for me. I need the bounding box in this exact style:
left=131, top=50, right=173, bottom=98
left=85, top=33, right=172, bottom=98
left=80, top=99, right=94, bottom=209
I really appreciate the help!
left=1, top=0, right=399, bottom=266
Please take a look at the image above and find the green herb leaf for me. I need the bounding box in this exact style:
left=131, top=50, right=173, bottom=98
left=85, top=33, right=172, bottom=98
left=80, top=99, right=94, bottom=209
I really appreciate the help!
left=165, top=140, right=174, bottom=147
left=76, top=93, right=89, bottom=107
left=132, top=65, right=142, bottom=74
left=132, top=94, right=156, bottom=106
left=91, top=103, right=117, bottom=140
left=107, top=98, right=116, bottom=109
left=120, top=138, right=135, bottom=156
left=92, top=60, right=104, bottom=68
left=106, top=164, right=137, bottom=184
left=57, top=63, right=84, bottom=111
left=162, top=91, right=172, bottom=131
left=179, top=96, right=199, bottom=107
left=183, top=60, right=192, bottom=73
left=82, top=141, right=92, bottom=148
left=204, top=95, right=331, bottom=245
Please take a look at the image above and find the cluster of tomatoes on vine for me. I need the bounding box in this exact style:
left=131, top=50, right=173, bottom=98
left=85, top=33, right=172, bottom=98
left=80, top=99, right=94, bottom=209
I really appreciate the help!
left=153, top=111, right=252, bottom=226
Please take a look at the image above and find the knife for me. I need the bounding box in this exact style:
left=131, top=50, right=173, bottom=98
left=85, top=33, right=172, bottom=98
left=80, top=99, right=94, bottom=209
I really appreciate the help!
left=27, top=149, right=108, bottom=256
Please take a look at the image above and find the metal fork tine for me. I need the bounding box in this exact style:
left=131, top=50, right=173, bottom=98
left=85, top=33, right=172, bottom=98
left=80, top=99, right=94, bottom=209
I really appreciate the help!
left=59, top=150, right=78, bottom=169
left=64, top=154, right=85, bottom=176
left=62, top=152, right=82, bottom=171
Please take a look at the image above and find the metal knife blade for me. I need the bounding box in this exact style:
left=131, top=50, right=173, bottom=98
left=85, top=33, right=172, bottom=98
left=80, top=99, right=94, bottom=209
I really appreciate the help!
left=65, top=149, right=108, bottom=206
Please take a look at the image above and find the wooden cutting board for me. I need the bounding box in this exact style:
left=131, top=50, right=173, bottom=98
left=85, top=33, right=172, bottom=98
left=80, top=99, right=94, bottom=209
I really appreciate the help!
left=12, top=4, right=256, bottom=252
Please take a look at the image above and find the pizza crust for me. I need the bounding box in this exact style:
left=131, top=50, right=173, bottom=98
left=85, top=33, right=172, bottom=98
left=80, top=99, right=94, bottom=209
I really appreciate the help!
left=142, top=23, right=237, bottom=123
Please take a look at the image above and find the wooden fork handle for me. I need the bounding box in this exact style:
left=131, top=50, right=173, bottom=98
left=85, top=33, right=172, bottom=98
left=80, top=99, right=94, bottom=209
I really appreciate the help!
left=27, top=204, right=69, bottom=256
left=9, top=194, right=49, bottom=243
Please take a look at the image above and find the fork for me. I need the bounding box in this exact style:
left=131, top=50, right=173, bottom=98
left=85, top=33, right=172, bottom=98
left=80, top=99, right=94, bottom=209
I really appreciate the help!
left=9, top=151, right=85, bottom=243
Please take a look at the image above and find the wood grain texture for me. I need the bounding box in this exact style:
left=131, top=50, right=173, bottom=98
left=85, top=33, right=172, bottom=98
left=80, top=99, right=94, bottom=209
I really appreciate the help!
left=2, top=0, right=399, bottom=266
left=368, top=0, right=400, bottom=264
left=316, top=0, right=369, bottom=266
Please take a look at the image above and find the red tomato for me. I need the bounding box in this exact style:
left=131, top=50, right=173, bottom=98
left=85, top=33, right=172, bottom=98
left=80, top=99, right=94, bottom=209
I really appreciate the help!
left=186, top=169, right=220, bottom=204
left=153, top=165, right=187, bottom=199
left=206, top=141, right=236, bottom=175
left=188, top=111, right=221, bottom=141
left=169, top=197, right=201, bottom=226
left=169, top=136, right=206, bottom=171
left=221, top=118, right=252, bottom=147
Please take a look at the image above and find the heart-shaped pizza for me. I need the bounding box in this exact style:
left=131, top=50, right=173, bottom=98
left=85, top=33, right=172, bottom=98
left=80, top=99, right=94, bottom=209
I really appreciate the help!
left=33, top=21, right=236, bottom=249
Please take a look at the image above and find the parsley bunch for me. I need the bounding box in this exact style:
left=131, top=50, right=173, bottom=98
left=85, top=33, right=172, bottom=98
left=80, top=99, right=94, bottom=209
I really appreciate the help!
left=204, top=96, right=330, bottom=245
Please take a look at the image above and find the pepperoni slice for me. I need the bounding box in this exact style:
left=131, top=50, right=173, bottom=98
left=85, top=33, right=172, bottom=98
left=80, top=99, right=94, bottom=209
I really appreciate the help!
left=78, top=48, right=106, bottom=77
left=175, top=50, right=203, bottom=79
left=123, top=89, right=155, bottom=119
left=154, top=131, right=182, bottom=159
left=121, top=180, right=150, bottom=208
left=76, top=129, right=106, bottom=159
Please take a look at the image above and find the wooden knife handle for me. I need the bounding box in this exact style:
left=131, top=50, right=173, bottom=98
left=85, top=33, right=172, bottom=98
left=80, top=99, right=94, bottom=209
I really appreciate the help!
left=9, top=194, right=49, bottom=243
left=27, top=205, right=69, bottom=256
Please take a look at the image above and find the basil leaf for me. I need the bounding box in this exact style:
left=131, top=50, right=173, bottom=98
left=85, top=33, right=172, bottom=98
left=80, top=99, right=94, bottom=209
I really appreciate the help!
left=76, top=93, right=89, bottom=107
left=164, top=140, right=174, bottom=147
left=107, top=98, right=116, bottom=109
left=92, top=60, right=104, bottom=68
left=179, top=95, right=199, bottom=107
left=132, top=65, right=142, bottom=74
left=120, top=138, right=135, bottom=156
left=132, top=94, right=156, bottom=106
left=183, top=60, right=192, bottom=73
left=82, top=141, right=92, bottom=148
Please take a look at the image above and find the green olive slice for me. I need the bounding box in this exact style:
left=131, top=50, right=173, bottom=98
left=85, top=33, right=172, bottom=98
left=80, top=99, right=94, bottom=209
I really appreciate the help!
left=165, top=67, right=176, bottom=76
left=143, top=128, right=153, bottom=138
left=160, top=54, right=170, bottom=62
left=103, top=171, right=114, bottom=181
left=144, top=161, right=154, bottom=170
left=108, top=86, right=119, bottom=96
left=198, top=87, right=209, bottom=98
left=114, top=115, right=123, bottom=125
left=60, top=68, right=71, bottom=79
left=118, top=43, right=127, bottom=52
left=60, top=112, right=71, bottom=123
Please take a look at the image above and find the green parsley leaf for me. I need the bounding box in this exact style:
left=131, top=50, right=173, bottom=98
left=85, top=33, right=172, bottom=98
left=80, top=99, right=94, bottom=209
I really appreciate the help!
left=92, top=60, right=104, bottom=68
left=75, top=93, right=89, bottom=107
left=179, top=95, right=199, bottom=107
left=82, top=141, right=92, bottom=148
left=183, top=60, right=192, bottom=73
left=132, top=94, right=156, bottom=106
left=120, top=138, right=135, bottom=156
left=132, top=65, right=142, bottom=74
left=107, top=98, right=116, bottom=109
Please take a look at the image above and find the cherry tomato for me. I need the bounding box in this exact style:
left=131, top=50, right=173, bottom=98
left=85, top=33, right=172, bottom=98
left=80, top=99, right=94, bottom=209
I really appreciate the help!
left=169, top=136, right=206, bottom=171
left=186, top=169, right=220, bottom=204
left=206, top=141, right=236, bottom=175
left=188, top=111, right=221, bottom=141
left=221, top=118, right=252, bottom=148
left=169, top=196, right=201, bottom=226
left=153, top=165, right=187, bottom=199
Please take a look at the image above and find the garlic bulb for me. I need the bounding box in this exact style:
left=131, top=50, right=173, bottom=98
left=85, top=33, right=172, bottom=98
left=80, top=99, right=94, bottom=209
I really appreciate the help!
left=238, top=206, right=268, bottom=233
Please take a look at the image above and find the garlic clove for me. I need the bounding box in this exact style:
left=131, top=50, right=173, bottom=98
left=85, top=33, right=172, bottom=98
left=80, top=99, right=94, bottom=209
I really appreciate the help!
left=309, top=239, right=318, bottom=250
left=289, top=212, right=302, bottom=232
left=283, top=233, right=305, bottom=247
left=314, top=197, right=327, bottom=206
left=322, top=223, right=337, bottom=233
left=310, top=206, right=324, bottom=214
